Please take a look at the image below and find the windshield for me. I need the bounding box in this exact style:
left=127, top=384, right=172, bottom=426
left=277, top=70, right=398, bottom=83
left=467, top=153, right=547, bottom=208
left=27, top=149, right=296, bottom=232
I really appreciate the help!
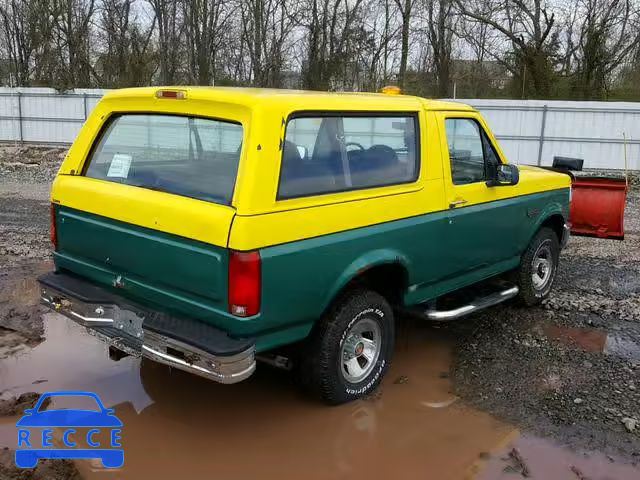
left=84, top=114, right=243, bottom=205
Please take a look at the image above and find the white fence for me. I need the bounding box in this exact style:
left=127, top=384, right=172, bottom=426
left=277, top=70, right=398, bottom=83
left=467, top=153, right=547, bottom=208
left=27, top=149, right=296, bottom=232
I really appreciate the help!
left=0, top=87, right=638, bottom=170
left=0, top=87, right=105, bottom=145
left=467, top=99, right=640, bottom=171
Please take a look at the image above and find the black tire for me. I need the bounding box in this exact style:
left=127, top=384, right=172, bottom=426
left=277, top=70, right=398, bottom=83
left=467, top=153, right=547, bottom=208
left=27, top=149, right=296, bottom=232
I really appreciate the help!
left=297, top=289, right=394, bottom=405
left=515, top=227, right=560, bottom=306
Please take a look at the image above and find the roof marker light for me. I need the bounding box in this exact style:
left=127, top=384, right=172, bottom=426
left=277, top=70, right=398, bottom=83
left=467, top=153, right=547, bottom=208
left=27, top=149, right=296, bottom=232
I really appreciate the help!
left=155, top=90, right=186, bottom=100
left=380, top=85, right=402, bottom=95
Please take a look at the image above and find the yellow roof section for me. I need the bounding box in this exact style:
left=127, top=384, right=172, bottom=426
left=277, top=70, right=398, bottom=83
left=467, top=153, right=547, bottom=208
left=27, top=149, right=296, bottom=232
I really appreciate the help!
left=103, top=86, right=474, bottom=112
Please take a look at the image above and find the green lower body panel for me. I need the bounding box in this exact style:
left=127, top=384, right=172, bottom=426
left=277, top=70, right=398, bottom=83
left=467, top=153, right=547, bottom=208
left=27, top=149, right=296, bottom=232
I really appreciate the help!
left=258, top=188, right=569, bottom=349
left=54, top=188, right=569, bottom=352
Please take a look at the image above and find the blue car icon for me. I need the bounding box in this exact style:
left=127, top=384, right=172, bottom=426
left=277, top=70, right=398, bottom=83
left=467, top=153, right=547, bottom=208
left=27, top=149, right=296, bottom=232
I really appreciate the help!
left=15, top=391, right=123, bottom=469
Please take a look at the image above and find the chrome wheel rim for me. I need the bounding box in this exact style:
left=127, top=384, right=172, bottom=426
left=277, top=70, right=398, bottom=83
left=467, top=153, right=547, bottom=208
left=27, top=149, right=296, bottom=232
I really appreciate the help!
left=532, top=241, right=554, bottom=290
left=340, top=317, right=381, bottom=383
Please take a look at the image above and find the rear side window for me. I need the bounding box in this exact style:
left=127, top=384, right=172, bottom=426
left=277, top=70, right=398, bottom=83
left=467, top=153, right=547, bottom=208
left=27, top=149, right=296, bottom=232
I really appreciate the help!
left=278, top=114, right=419, bottom=199
left=85, top=114, right=243, bottom=205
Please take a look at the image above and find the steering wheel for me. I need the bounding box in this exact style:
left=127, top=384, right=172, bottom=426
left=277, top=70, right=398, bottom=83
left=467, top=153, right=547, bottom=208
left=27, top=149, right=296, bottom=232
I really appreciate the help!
left=345, top=141, right=365, bottom=151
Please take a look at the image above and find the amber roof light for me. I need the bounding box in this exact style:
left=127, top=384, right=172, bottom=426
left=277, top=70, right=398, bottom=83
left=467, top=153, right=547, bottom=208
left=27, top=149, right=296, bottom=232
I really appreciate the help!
left=380, top=85, right=402, bottom=95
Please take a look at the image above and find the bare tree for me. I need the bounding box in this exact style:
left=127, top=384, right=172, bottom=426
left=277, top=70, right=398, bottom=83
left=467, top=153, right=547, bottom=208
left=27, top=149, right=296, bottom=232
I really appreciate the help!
left=48, top=0, right=96, bottom=88
left=147, top=0, right=183, bottom=84
left=182, top=0, right=231, bottom=85
left=425, top=0, right=455, bottom=96
left=456, top=3, right=499, bottom=96
left=359, top=0, right=400, bottom=91
left=2, top=0, right=640, bottom=101
left=224, top=17, right=251, bottom=84
left=97, top=0, right=157, bottom=87
left=458, top=0, right=560, bottom=98
left=0, top=0, right=45, bottom=85
left=240, top=0, right=298, bottom=87
left=570, top=0, right=640, bottom=99
left=392, top=0, right=419, bottom=88
left=99, top=0, right=132, bottom=86
left=301, top=0, right=367, bottom=90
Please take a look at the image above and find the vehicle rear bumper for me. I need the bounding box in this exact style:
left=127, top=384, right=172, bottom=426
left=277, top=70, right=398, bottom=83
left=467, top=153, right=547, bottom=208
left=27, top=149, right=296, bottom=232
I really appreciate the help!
left=38, top=271, right=256, bottom=384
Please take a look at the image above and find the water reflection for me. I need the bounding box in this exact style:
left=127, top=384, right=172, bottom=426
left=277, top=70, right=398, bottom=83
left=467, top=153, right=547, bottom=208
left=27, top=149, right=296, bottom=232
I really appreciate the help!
left=1, top=313, right=517, bottom=479
left=544, top=323, right=640, bottom=361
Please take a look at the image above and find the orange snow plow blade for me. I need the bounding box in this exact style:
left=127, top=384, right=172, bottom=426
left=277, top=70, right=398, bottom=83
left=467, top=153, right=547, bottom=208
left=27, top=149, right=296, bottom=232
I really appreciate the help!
left=569, top=177, right=627, bottom=240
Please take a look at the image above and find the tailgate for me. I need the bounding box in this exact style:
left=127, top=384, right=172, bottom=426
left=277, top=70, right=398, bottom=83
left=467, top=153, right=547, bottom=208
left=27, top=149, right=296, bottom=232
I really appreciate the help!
left=53, top=192, right=234, bottom=322
left=50, top=108, right=244, bottom=325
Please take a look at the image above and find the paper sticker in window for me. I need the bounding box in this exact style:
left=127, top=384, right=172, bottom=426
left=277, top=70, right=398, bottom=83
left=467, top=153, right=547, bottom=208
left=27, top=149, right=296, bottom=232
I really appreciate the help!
left=107, top=154, right=132, bottom=178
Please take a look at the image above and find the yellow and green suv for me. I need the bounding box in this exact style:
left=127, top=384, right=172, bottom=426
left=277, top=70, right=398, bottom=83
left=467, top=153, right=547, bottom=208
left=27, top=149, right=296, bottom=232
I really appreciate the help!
left=39, top=87, right=571, bottom=404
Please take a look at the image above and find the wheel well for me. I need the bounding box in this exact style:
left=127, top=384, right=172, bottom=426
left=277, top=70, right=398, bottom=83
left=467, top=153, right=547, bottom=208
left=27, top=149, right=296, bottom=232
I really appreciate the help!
left=541, top=214, right=565, bottom=242
left=343, top=263, right=408, bottom=307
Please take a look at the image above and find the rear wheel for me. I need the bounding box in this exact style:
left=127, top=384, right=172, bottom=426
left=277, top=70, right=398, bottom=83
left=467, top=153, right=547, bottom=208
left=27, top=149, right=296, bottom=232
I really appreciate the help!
left=514, top=227, right=560, bottom=306
left=297, top=289, right=394, bottom=405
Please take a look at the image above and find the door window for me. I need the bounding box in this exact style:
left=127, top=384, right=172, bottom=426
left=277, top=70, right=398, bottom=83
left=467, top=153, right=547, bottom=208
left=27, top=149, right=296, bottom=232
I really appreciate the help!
left=444, top=118, right=500, bottom=185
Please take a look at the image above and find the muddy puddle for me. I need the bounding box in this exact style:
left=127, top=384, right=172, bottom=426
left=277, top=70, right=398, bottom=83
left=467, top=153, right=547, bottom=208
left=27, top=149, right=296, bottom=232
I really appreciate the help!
left=544, top=323, right=640, bottom=362
left=0, top=308, right=637, bottom=479
left=0, top=261, right=51, bottom=359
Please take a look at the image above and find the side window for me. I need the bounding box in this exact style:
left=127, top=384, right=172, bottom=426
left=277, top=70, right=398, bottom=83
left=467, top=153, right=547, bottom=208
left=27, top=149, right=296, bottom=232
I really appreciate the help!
left=444, top=118, right=500, bottom=185
left=278, top=114, right=419, bottom=199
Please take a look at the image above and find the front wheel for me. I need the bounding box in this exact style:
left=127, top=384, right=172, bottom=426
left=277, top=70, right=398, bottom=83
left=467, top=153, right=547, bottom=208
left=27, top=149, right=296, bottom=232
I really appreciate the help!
left=297, top=289, right=395, bottom=405
left=514, top=227, right=560, bottom=306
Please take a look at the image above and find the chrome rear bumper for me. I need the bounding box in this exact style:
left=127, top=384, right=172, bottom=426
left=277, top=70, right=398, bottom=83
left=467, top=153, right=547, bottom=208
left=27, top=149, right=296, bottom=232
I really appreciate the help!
left=39, top=272, right=255, bottom=384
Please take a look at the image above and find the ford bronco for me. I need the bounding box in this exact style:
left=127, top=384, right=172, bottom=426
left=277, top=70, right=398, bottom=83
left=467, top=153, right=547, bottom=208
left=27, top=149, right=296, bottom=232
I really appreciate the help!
left=38, top=87, right=571, bottom=404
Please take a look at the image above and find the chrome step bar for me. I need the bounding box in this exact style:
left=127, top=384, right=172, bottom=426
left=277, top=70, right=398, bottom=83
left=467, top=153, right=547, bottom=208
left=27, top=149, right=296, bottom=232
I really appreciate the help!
left=424, top=285, right=519, bottom=321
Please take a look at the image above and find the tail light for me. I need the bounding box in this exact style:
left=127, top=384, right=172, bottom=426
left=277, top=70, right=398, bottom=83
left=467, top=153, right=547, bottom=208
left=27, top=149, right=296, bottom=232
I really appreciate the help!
left=228, top=250, right=261, bottom=317
left=50, top=204, right=58, bottom=250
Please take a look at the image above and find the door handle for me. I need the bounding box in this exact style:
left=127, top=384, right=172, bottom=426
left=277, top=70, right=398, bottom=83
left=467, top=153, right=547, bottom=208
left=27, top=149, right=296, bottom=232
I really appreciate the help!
left=449, top=199, right=468, bottom=208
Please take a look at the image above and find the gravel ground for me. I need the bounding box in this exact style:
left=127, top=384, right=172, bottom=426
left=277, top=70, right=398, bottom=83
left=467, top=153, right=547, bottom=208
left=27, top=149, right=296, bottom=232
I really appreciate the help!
left=0, top=145, right=65, bottom=184
left=450, top=188, right=640, bottom=462
left=0, top=146, right=64, bottom=266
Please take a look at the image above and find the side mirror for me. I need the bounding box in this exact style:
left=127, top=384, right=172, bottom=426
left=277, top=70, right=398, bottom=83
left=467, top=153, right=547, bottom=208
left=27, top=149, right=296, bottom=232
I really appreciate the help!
left=487, top=163, right=519, bottom=187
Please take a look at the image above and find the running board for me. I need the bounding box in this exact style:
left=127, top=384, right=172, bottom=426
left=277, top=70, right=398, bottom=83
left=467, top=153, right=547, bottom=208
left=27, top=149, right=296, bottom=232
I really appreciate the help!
left=423, top=285, right=519, bottom=321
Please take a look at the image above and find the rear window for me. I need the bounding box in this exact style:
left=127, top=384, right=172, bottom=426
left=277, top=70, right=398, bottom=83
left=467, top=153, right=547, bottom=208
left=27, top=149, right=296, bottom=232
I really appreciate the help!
left=85, top=114, right=243, bottom=205
left=278, top=114, right=419, bottom=199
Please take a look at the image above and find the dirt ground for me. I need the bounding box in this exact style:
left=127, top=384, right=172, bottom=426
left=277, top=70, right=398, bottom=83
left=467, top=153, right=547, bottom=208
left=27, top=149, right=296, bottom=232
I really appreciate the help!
left=0, top=145, right=639, bottom=479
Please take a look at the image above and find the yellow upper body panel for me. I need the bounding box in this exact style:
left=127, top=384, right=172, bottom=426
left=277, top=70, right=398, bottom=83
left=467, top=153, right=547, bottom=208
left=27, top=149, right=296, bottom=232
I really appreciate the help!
left=101, top=86, right=474, bottom=112
left=53, top=87, right=569, bottom=250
